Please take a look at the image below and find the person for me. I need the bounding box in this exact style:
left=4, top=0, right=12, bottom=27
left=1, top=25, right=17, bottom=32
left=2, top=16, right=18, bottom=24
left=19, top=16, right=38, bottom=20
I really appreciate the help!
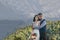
left=38, top=13, right=47, bottom=40
left=31, top=15, right=40, bottom=40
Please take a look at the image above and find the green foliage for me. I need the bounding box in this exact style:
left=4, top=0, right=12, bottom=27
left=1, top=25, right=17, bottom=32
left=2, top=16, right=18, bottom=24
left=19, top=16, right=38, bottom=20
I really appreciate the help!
left=4, top=21, right=60, bottom=40
left=47, top=21, right=60, bottom=40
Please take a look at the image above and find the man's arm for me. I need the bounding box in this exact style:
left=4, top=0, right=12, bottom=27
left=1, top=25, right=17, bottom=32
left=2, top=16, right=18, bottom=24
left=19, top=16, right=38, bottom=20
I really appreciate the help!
left=39, top=20, right=46, bottom=29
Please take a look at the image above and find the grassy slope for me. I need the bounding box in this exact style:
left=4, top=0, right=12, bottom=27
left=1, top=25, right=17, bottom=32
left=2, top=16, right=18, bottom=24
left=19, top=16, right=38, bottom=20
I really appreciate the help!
left=4, top=21, right=60, bottom=40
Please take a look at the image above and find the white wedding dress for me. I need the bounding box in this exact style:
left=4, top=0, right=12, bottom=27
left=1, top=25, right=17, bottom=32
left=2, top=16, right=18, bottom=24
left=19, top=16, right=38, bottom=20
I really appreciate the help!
left=32, top=21, right=40, bottom=40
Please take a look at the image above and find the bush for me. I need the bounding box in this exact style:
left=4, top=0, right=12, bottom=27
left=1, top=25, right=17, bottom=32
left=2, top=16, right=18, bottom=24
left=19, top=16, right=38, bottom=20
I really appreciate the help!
left=4, top=21, right=60, bottom=40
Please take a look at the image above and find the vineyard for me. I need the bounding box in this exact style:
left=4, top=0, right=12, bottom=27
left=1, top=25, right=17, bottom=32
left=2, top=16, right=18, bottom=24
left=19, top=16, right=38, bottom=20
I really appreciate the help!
left=4, top=21, right=60, bottom=40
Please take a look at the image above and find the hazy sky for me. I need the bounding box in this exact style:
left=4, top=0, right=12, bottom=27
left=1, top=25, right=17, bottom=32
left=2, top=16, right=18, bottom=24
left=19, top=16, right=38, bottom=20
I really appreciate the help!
left=0, top=0, right=60, bottom=20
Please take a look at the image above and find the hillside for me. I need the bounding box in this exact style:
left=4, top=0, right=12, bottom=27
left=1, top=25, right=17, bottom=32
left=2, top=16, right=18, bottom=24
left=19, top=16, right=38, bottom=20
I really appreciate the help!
left=4, top=21, right=60, bottom=40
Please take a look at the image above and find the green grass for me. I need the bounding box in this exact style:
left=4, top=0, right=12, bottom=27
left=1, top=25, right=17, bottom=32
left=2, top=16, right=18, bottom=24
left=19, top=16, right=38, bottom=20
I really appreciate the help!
left=4, top=21, right=60, bottom=40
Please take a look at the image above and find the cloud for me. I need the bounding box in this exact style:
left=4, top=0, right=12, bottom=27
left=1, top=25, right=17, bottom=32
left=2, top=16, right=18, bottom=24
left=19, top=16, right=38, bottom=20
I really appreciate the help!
left=58, top=9, right=60, bottom=13
left=0, top=0, right=60, bottom=20
left=40, top=0, right=60, bottom=19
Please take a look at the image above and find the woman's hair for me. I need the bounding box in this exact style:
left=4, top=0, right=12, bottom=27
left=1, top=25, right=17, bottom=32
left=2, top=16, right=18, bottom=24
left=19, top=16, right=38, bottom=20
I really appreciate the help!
left=33, top=15, right=38, bottom=22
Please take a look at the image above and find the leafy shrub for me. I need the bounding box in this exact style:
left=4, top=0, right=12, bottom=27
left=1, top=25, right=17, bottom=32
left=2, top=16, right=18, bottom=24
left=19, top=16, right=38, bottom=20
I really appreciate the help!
left=4, top=21, right=60, bottom=40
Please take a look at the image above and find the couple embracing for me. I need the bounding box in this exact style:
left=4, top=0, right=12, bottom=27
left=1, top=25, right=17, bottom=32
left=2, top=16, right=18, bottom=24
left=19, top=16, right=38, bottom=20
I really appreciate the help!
left=31, top=13, right=47, bottom=40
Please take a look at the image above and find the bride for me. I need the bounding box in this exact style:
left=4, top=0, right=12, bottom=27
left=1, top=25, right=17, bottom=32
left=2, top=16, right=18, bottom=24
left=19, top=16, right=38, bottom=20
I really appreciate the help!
left=30, top=15, right=40, bottom=40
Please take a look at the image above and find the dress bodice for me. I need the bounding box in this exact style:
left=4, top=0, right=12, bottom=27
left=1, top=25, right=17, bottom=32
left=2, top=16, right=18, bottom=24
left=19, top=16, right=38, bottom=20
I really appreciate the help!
left=33, top=21, right=40, bottom=29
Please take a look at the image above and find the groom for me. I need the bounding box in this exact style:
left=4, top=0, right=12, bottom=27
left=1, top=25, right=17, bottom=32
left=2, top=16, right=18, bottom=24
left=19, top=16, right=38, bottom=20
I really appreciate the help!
left=38, top=13, right=47, bottom=40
